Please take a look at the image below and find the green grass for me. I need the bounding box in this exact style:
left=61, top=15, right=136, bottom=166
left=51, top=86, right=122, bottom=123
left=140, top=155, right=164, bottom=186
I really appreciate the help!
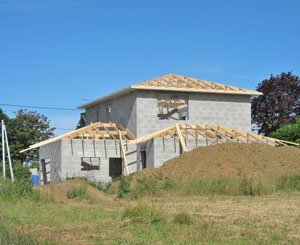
left=66, top=184, right=89, bottom=200
left=0, top=176, right=299, bottom=243
left=115, top=175, right=300, bottom=199
left=122, top=203, right=166, bottom=224
left=0, top=219, right=38, bottom=245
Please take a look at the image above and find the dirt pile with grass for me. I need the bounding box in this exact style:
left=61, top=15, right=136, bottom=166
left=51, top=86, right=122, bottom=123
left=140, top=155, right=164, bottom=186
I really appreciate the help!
left=36, top=178, right=113, bottom=203
left=133, top=143, right=300, bottom=182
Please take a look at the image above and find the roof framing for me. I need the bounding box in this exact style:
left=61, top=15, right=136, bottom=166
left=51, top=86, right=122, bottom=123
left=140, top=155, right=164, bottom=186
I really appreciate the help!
left=128, top=123, right=298, bottom=147
left=78, top=74, right=262, bottom=109
left=20, top=122, right=135, bottom=153
left=21, top=122, right=298, bottom=153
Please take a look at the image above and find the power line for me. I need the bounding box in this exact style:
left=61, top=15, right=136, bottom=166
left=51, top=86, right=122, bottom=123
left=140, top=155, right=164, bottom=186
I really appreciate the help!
left=0, top=103, right=81, bottom=111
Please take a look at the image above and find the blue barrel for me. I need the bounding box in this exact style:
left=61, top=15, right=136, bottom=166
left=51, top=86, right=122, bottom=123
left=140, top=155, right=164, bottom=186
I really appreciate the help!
left=31, top=175, right=40, bottom=185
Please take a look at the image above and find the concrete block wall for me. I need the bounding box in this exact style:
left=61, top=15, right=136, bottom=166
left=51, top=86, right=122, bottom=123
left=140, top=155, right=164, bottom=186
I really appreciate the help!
left=39, top=141, right=62, bottom=183
left=153, top=138, right=181, bottom=168
left=136, top=91, right=251, bottom=137
left=137, top=140, right=155, bottom=169
left=60, top=139, right=137, bottom=183
left=152, top=138, right=223, bottom=168
left=85, top=91, right=137, bottom=136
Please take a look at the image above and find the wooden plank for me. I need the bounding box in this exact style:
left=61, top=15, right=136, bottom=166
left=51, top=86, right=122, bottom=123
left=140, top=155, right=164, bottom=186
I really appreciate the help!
left=128, top=125, right=176, bottom=144
left=175, top=124, right=187, bottom=153
left=118, top=130, right=129, bottom=176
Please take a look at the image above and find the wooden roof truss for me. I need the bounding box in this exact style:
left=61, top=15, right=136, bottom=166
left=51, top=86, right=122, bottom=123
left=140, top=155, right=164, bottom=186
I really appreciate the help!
left=134, top=74, right=250, bottom=93
left=21, top=122, right=298, bottom=154
left=128, top=123, right=298, bottom=147
left=20, top=122, right=135, bottom=153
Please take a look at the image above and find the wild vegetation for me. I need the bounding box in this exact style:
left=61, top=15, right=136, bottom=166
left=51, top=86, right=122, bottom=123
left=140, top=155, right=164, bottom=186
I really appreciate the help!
left=0, top=174, right=299, bottom=244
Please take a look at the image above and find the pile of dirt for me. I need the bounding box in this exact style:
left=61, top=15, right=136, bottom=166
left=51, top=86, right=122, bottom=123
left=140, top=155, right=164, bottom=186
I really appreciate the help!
left=132, top=143, right=300, bottom=182
left=36, top=178, right=114, bottom=203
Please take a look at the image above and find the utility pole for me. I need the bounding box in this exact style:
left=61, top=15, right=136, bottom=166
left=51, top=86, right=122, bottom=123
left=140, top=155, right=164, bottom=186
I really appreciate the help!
left=1, top=120, right=5, bottom=179
left=1, top=120, right=14, bottom=182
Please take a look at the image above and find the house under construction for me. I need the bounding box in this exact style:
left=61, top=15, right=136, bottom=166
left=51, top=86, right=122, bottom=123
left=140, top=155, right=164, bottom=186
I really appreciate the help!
left=21, top=74, right=297, bottom=184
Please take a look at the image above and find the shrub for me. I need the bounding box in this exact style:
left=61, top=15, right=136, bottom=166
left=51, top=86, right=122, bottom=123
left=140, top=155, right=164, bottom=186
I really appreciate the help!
left=270, top=118, right=300, bottom=143
left=173, top=212, right=194, bottom=225
left=122, top=203, right=165, bottom=224
left=117, top=176, right=131, bottom=198
left=66, top=185, right=89, bottom=200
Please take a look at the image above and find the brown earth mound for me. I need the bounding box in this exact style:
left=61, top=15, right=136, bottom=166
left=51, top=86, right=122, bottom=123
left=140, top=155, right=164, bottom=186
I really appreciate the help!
left=36, top=178, right=114, bottom=203
left=132, top=143, right=300, bottom=182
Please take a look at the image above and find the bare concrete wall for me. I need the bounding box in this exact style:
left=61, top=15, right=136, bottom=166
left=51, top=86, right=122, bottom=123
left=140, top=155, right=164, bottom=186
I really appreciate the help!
left=39, top=141, right=62, bottom=183
left=136, top=91, right=251, bottom=137
left=85, top=91, right=137, bottom=136
left=60, top=139, right=137, bottom=183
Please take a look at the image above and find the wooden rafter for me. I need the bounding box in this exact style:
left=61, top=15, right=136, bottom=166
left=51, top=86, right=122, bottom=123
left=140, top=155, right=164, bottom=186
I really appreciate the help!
left=20, top=122, right=135, bottom=153
left=21, top=122, right=298, bottom=153
left=133, top=74, right=262, bottom=96
left=127, top=123, right=298, bottom=147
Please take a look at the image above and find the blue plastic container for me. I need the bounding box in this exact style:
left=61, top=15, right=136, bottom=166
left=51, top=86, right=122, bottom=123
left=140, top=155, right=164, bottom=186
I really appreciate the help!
left=31, top=175, right=40, bottom=185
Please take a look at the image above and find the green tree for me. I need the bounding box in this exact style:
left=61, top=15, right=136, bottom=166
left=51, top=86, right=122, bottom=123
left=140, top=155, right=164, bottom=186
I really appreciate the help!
left=0, top=108, right=9, bottom=122
left=270, top=118, right=300, bottom=144
left=1, top=108, right=55, bottom=162
left=251, top=72, right=300, bottom=135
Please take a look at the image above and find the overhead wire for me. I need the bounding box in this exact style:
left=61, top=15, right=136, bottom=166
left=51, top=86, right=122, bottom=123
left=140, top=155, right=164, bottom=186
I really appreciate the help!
left=0, top=103, right=81, bottom=111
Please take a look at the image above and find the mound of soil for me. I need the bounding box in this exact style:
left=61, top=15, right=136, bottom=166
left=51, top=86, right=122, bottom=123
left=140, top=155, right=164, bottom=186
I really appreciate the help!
left=36, top=178, right=113, bottom=203
left=133, top=143, right=300, bottom=182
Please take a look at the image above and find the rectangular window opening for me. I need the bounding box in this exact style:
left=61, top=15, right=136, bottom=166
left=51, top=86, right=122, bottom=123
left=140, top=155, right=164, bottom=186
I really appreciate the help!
left=157, top=98, right=188, bottom=120
left=81, top=157, right=100, bottom=171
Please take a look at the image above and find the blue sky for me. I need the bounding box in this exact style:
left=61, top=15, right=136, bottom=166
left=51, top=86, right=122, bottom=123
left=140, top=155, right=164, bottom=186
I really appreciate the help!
left=1, top=0, right=299, bottom=134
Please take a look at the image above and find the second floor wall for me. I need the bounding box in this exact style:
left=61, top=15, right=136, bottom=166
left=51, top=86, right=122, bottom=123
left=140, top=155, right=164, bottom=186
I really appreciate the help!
left=85, top=90, right=252, bottom=137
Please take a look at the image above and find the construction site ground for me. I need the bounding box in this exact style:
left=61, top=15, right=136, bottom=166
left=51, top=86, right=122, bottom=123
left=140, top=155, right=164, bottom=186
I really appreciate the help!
left=0, top=142, right=299, bottom=244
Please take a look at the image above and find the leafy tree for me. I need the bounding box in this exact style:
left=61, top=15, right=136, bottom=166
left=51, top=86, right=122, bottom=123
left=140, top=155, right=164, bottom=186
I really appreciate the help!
left=0, top=108, right=9, bottom=122
left=1, top=108, right=55, bottom=162
left=251, top=72, right=300, bottom=135
left=270, top=118, right=300, bottom=144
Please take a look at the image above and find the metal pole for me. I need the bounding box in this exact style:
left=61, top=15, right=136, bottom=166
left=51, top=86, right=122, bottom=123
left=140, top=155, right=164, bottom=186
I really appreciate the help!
left=3, top=123, right=14, bottom=182
left=1, top=120, right=5, bottom=179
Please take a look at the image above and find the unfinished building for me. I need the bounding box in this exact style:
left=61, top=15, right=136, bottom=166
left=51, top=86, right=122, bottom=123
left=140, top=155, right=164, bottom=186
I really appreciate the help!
left=21, top=74, right=298, bottom=184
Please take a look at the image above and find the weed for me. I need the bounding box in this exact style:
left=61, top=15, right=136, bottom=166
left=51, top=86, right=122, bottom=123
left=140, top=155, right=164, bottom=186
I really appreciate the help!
left=122, top=203, right=166, bottom=224
left=0, top=177, right=34, bottom=201
left=173, top=212, right=194, bottom=225
left=117, top=176, right=131, bottom=198
left=66, top=184, right=89, bottom=200
left=276, top=175, right=300, bottom=191
left=0, top=219, right=38, bottom=245
left=88, top=180, right=111, bottom=193
left=241, top=176, right=254, bottom=195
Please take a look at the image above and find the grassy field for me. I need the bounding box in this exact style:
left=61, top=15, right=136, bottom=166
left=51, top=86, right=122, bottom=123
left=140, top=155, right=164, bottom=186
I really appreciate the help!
left=0, top=177, right=299, bottom=244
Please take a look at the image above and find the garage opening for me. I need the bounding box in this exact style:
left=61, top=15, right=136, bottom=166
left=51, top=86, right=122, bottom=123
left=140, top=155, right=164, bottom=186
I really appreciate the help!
left=109, top=158, right=122, bottom=178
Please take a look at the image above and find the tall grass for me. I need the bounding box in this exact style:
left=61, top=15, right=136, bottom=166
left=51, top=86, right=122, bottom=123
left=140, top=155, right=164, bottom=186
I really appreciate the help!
left=0, top=177, right=54, bottom=203
left=115, top=175, right=300, bottom=198
left=122, top=203, right=166, bottom=224
left=0, top=219, right=38, bottom=245
left=66, top=184, right=90, bottom=200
